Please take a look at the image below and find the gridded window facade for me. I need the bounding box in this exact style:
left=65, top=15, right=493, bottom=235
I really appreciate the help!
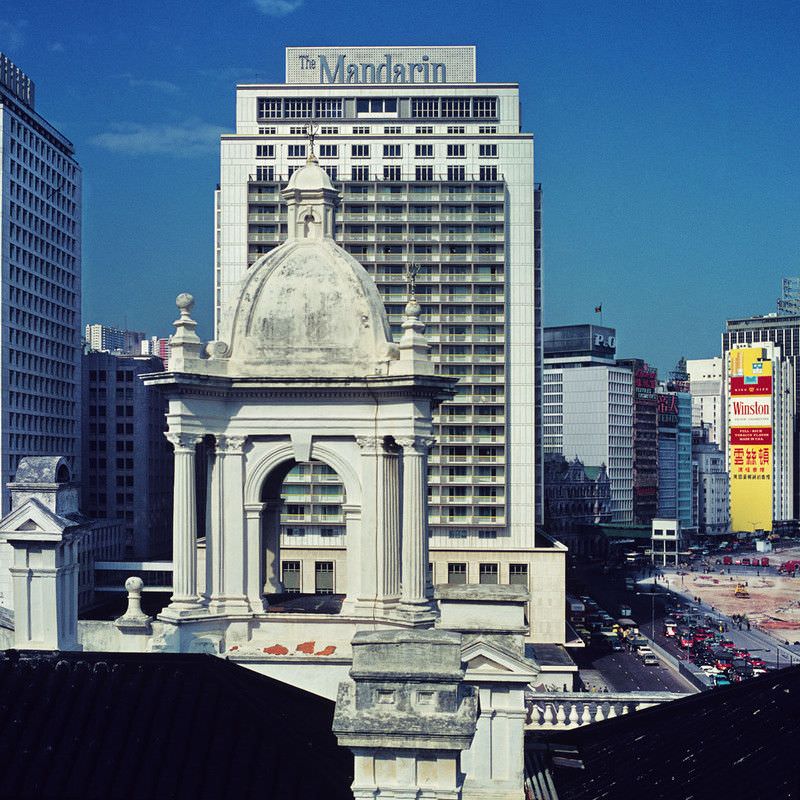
left=479, top=563, right=499, bottom=584
left=448, top=563, right=467, bottom=585
left=284, top=98, right=314, bottom=119
left=257, top=98, right=282, bottom=119
left=282, top=560, right=301, bottom=593
left=315, top=561, right=334, bottom=594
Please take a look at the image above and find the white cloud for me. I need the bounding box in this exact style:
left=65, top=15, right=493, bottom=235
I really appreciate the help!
left=0, top=19, right=27, bottom=53
left=253, top=0, right=305, bottom=16
left=127, top=77, right=181, bottom=95
left=90, top=120, right=224, bottom=158
left=49, top=42, right=65, bottom=53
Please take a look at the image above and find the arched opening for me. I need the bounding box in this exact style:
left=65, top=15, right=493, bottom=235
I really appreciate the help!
left=55, top=463, right=71, bottom=483
left=259, top=458, right=347, bottom=612
left=302, top=212, right=318, bottom=239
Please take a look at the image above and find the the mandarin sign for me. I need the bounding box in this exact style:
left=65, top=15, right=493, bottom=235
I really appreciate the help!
left=298, top=53, right=448, bottom=85
left=285, top=47, right=476, bottom=85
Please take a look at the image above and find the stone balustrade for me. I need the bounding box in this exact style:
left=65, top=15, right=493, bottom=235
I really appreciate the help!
left=525, top=691, right=689, bottom=730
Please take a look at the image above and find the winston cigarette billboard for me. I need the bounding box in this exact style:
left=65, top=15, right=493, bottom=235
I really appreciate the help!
left=729, top=348, right=772, bottom=531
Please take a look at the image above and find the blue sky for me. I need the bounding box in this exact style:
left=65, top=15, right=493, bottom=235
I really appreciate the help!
left=3, top=0, right=799, bottom=373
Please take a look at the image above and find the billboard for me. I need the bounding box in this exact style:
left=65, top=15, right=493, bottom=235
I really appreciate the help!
left=729, top=348, right=773, bottom=532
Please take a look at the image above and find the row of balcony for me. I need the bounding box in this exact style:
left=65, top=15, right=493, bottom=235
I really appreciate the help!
left=429, top=515, right=505, bottom=526
left=525, top=692, right=689, bottom=730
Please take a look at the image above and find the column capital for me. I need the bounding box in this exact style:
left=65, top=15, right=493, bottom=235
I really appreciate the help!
left=396, top=435, right=436, bottom=454
left=216, top=434, right=247, bottom=454
left=356, top=435, right=385, bottom=454
left=165, top=431, right=202, bottom=452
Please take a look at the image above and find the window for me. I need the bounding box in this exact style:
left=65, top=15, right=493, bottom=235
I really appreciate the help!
left=473, top=97, right=497, bottom=118
left=323, top=166, right=338, bottom=181
left=383, top=144, right=401, bottom=158
left=256, top=144, right=275, bottom=158
left=255, top=165, right=274, bottom=181
left=384, top=125, right=401, bottom=134
left=289, top=126, right=306, bottom=135
left=415, top=166, right=433, bottom=181
left=479, top=125, right=497, bottom=134
left=412, top=98, right=439, bottom=118
left=447, top=562, right=467, bottom=585
left=479, top=144, right=497, bottom=157
left=446, top=125, right=465, bottom=135
left=319, top=144, right=338, bottom=158
left=351, top=165, right=370, bottom=180
left=257, top=98, right=282, bottom=119
left=315, top=561, right=334, bottom=594
left=415, top=144, right=433, bottom=158
left=383, top=165, right=401, bottom=181
left=356, top=98, right=397, bottom=115
left=509, top=563, right=528, bottom=587
left=315, top=98, right=342, bottom=118
left=479, top=563, right=499, bottom=584
left=447, top=165, right=466, bottom=181
left=282, top=561, right=301, bottom=593
left=415, top=125, right=434, bottom=134
left=320, top=527, right=338, bottom=537
left=284, top=98, right=314, bottom=119
left=441, top=98, right=471, bottom=118
left=447, top=144, right=466, bottom=158
left=320, top=126, right=339, bottom=134
left=259, top=126, right=277, bottom=135
left=351, top=144, right=370, bottom=158
left=479, top=165, right=498, bottom=181
left=352, top=126, right=371, bottom=135
left=287, top=144, right=306, bottom=158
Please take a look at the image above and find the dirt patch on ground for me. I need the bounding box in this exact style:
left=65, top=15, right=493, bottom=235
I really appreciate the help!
left=685, top=546, right=800, bottom=643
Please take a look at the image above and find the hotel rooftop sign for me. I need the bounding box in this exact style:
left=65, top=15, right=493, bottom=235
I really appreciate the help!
left=285, top=46, right=476, bottom=85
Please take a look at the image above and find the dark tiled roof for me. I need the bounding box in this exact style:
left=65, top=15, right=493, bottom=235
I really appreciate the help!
left=526, top=664, right=800, bottom=800
left=0, top=650, right=353, bottom=800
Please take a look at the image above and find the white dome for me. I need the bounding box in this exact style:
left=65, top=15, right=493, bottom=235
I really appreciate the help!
left=285, top=159, right=335, bottom=192
left=225, top=239, right=398, bottom=377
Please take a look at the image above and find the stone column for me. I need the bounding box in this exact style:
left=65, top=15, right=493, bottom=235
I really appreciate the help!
left=333, top=630, right=477, bottom=800
left=354, top=436, right=401, bottom=616
left=397, top=436, right=436, bottom=621
left=244, top=502, right=266, bottom=610
left=163, top=432, right=204, bottom=617
left=262, top=499, right=283, bottom=594
left=212, top=435, right=250, bottom=614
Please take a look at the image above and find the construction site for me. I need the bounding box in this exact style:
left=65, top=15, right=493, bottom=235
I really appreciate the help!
left=680, top=545, right=800, bottom=644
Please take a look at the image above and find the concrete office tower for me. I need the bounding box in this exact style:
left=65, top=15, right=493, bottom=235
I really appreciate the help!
left=0, top=54, right=82, bottom=513
left=656, top=385, right=693, bottom=533
left=617, top=358, right=659, bottom=525
left=778, top=277, right=800, bottom=316
left=543, top=325, right=634, bottom=523
left=216, top=46, right=543, bottom=572
left=686, top=357, right=724, bottom=445
left=84, top=323, right=145, bottom=355
left=723, top=314, right=800, bottom=517
left=692, top=425, right=729, bottom=536
left=724, top=342, right=794, bottom=530
left=81, top=353, right=173, bottom=558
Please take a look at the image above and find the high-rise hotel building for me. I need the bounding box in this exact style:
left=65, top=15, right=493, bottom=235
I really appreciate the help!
left=215, top=47, right=547, bottom=590
left=0, top=54, right=81, bottom=513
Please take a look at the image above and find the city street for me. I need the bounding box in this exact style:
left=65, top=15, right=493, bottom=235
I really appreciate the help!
left=572, top=641, right=695, bottom=693
left=571, top=560, right=800, bottom=675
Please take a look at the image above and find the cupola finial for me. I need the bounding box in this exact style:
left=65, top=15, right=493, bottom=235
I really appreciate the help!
left=305, top=119, right=318, bottom=164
